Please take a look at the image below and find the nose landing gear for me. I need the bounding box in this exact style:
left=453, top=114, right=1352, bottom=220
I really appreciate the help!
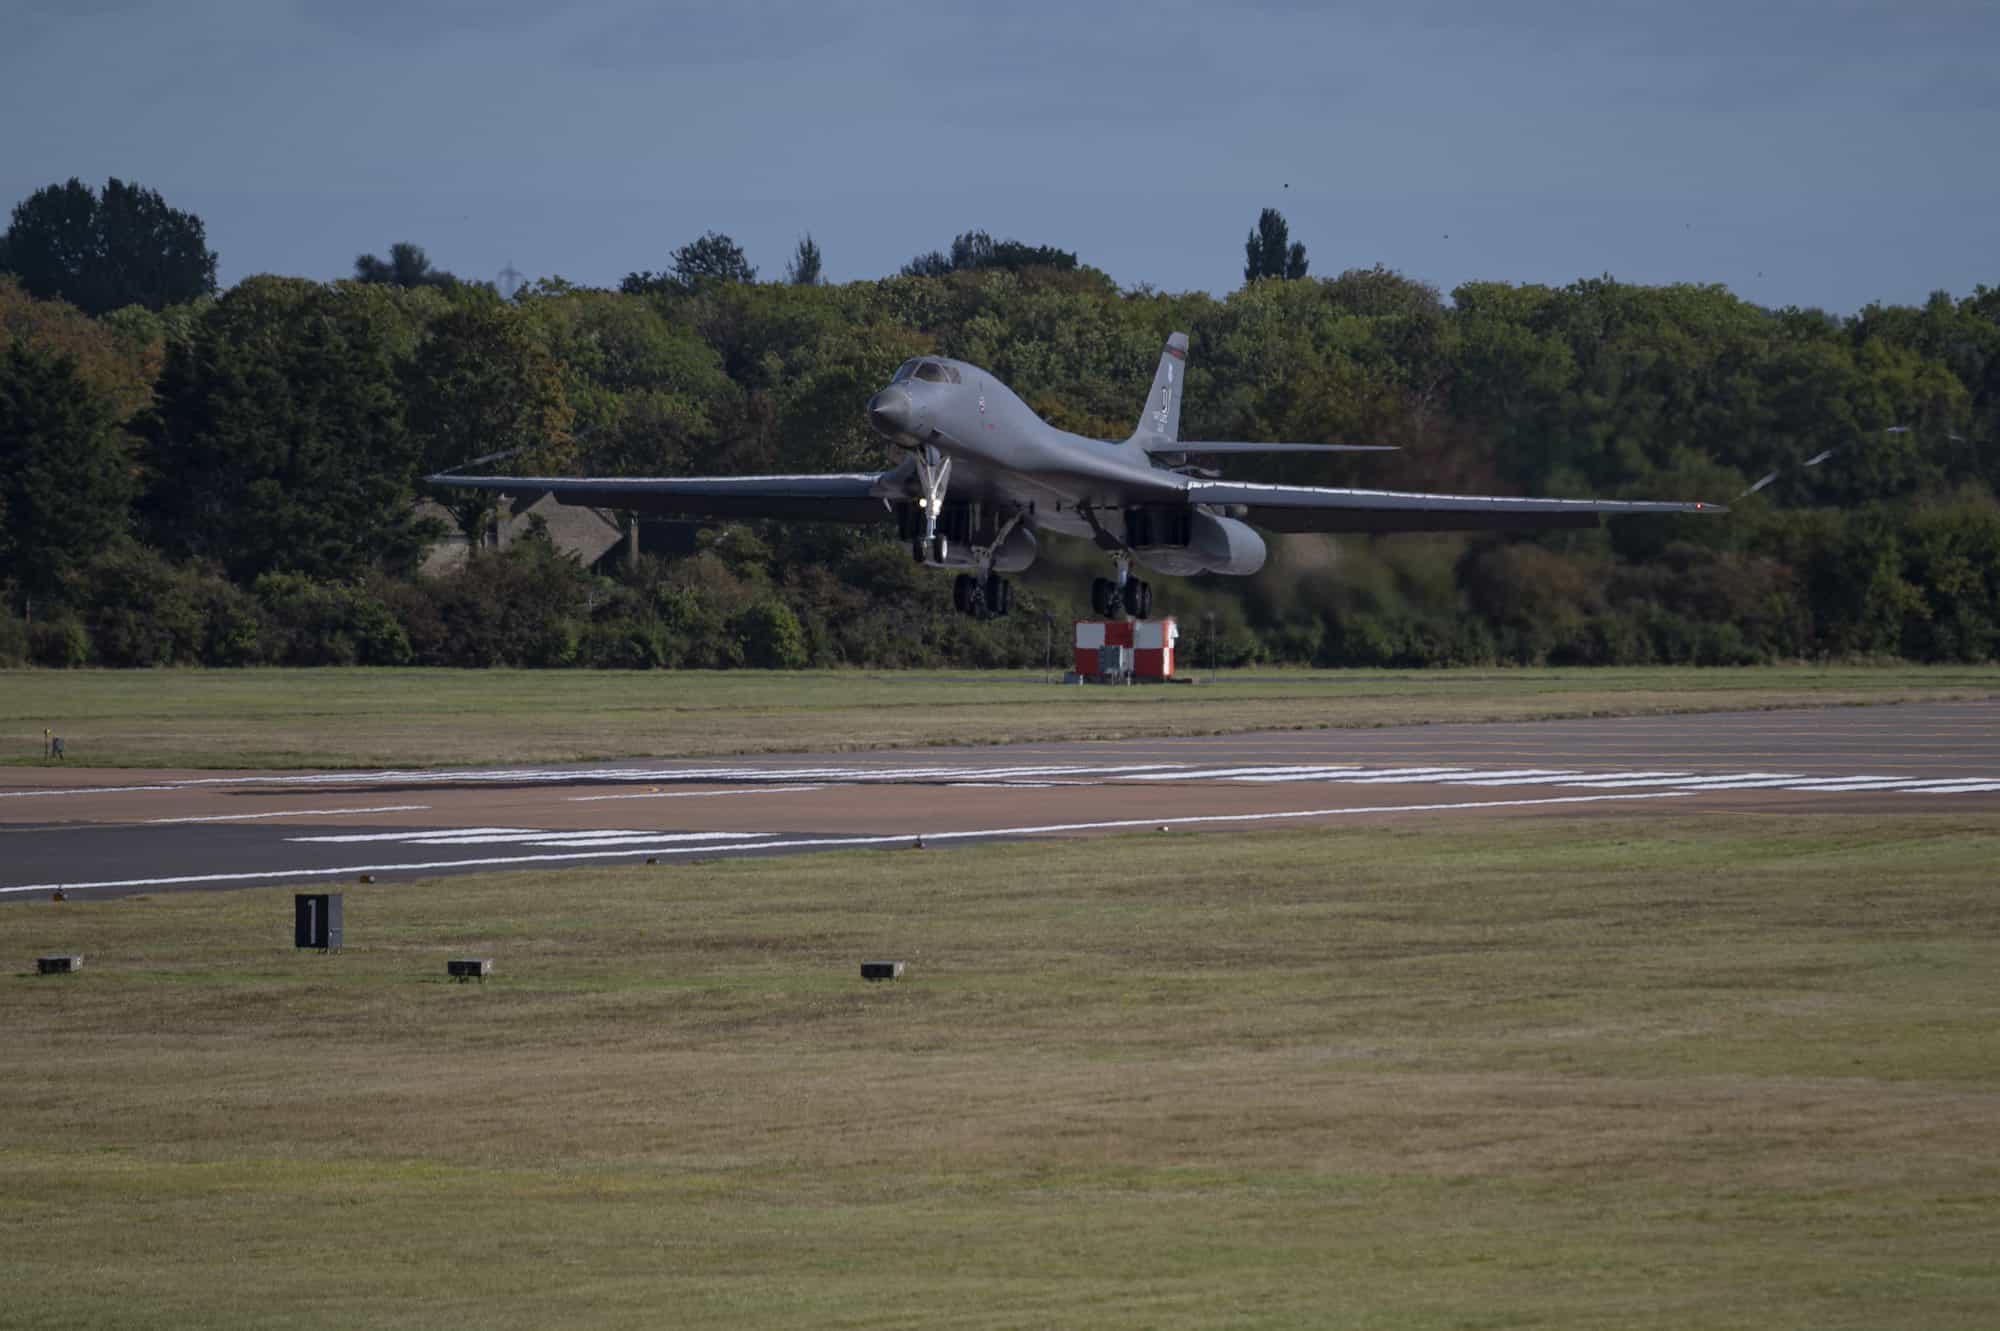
left=907, top=444, right=953, bottom=566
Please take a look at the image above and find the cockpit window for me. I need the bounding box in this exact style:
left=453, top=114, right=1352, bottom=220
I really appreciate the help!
left=913, top=360, right=959, bottom=384
left=891, top=359, right=919, bottom=383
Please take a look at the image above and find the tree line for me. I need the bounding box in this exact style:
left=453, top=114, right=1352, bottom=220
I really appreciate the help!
left=3, top=176, right=1998, bottom=670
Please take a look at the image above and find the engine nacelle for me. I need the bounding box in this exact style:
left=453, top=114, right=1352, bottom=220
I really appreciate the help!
left=1131, top=510, right=1266, bottom=577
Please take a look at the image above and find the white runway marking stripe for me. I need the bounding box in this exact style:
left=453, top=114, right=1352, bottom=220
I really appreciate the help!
left=1564, top=772, right=1806, bottom=789
left=1, top=782, right=181, bottom=799
left=1, top=791, right=1697, bottom=895
left=0, top=760, right=1196, bottom=800
left=1453, top=771, right=1690, bottom=787
left=1330, top=769, right=1484, bottom=785
left=1124, top=765, right=1364, bottom=781
left=1236, top=767, right=1467, bottom=784
left=1134, top=764, right=2000, bottom=795
left=1381, top=768, right=1576, bottom=782
left=428, top=832, right=775, bottom=848
left=1640, top=771, right=1872, bottom=783
left=11, top=759, right=2000, bottom=819
left=1, top=848, right=801, bottom=894
left=145, top=804, right=431, bottom=824
left=277, top=827, right=538, bottom=844
left=290, top=829, right=767, bottom=848
left=569, top=785, right=827, bottom=803
left=630, top=762, right=1189, bottom=784
left=1801, top=779, right=1952, bottom=792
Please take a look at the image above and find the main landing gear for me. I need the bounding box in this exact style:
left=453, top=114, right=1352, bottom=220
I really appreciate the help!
left=899, top=467, right=1022, bottom=618
left=953, top=573, right=1012, bottom=618
left=944, top=502, right=1024, bottom=620
left=1090, top=577, right=1151, bottom=618
left=1090, top=553, right=1152, bottom=619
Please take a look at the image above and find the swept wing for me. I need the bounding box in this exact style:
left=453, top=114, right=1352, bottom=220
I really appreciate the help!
left=425, top=472, right=897, bottom=524
left=1185, top=480, right=1723, bottom=533
left=1143, top=442, right=1397, bottom=456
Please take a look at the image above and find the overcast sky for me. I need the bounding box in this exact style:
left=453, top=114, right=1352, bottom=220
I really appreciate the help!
left=6, top=0, right=1995, bottom=313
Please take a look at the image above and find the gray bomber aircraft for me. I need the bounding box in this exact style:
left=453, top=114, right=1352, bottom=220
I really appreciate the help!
left=431, top=333, right=1721, bottom=619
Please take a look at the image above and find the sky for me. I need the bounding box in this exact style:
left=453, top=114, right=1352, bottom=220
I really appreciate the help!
left=5, top=0, right=1996, bottom=314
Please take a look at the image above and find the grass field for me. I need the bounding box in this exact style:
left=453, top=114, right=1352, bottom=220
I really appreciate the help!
left=5, top=814, right=1997, bottom=1329
left=4, top=664, right=1998, bottom=769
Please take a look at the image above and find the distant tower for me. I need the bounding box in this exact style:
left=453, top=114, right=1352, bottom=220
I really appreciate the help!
left=498, top=261, right=524, bottom=299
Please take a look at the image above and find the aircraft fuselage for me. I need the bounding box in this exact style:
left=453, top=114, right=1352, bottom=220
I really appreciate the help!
left=863, top=355, right=1263, bottom=597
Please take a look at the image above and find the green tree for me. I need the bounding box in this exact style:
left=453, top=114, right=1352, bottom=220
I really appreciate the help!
left=354, top=242, right=462, bottom=289
left=983, top=238, right=1079, bottom=273
left=674, top=231, right=756, bottom=285
left=407, top=301, right=576, bottom=547
left=1243, top=207, right=1308, bottom=283
left=899, top=248, right=952, bottom=278
left=140, top=277, right=431, bottom=581
left=68, top=545, right=208, bottom=667
left=252, top=572, right=412, bottom=666
left=785, top=234, right=824, bottom=286
left=0, top=275, right=163, bottom=420
left=621, top=232, right=757, bottom=294
left=0, top=341, right=136, bottom=599
left=0, top=177, right=217, bottom=315
left=734, top=598, right=808, bottom=668
left=513, top=285, right=727, bottom=477
left=900, top=230, right=1079, bottom=277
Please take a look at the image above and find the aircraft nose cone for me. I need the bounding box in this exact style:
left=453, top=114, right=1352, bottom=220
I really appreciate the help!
left=868, top=386, right=914, bottom=436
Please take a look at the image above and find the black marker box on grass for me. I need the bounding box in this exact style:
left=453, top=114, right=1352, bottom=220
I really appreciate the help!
left=295, top=893, right=342, bottom=951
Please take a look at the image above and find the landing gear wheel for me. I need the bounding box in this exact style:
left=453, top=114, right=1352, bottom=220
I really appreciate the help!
left=1094, top=576, right=1140, bottom=619
left=984, top=575, right=1010, bottom=617
left=911, top=539, right=927, bottom=566
left=930, top=535, right=950, bottom=564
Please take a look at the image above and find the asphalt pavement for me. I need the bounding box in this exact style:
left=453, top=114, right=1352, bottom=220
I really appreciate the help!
left=4, top=700, right=1995, bottom=900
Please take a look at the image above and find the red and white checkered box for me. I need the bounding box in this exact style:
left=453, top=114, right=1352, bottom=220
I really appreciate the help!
left=1075, top=618, right=1177, bottom=677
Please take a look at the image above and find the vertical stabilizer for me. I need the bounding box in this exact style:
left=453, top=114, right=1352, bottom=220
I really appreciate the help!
left=1131, top=332, right=1188, bottom=445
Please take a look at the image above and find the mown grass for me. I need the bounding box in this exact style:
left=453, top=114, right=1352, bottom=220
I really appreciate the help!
left=4, top=814, right=1997, bottom=1328
left=3, top=664, right=1997, bottom=769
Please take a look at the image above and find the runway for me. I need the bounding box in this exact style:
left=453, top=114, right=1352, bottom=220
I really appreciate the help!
left=4, top=700, right=1997, bottom=900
